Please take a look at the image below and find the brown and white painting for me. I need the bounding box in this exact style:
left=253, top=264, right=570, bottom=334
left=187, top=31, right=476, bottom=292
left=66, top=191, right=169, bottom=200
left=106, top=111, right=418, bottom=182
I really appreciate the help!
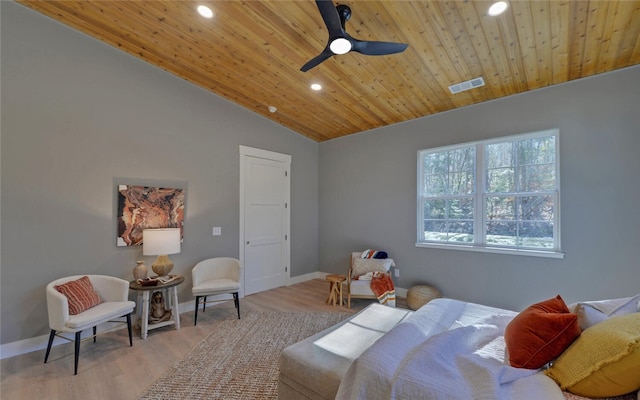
left=117, top=185, right=185, bottom=247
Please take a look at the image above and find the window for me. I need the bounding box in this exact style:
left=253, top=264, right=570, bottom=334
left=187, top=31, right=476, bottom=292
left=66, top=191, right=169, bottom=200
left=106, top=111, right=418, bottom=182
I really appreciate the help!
left=417, top=129, right=562, bottom=258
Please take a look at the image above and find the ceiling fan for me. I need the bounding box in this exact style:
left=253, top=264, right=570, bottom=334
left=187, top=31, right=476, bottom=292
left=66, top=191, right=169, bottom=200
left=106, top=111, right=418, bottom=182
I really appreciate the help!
left=300, top=0, right=409, bottom=72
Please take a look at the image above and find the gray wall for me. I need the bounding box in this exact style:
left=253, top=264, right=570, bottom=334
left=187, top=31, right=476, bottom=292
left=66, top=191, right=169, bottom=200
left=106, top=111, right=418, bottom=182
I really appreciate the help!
left=2, top=0, right=639, bottom=346
left=319, top=65, right=640, bottom=312
left=1, top=2, right=319, bottom=344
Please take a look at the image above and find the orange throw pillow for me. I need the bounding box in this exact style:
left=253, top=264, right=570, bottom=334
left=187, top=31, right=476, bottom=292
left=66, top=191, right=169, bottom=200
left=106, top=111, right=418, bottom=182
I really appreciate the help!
left=55, top=276, right=103, bottom=315
left=505, top=295, right=581, bottom=369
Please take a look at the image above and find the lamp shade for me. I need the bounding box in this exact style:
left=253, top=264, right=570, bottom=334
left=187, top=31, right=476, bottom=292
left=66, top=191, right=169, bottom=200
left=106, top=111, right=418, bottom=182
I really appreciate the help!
left=143, top=228, right=181, bottom=256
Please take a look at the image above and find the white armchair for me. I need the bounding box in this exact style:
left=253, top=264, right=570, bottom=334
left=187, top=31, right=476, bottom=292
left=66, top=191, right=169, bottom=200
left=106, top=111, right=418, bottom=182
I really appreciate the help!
left=192, top=257, right=241, bottom=325
left=346, top=252, right=395, bottom=309
left=44, top=275, right=135, bottom=375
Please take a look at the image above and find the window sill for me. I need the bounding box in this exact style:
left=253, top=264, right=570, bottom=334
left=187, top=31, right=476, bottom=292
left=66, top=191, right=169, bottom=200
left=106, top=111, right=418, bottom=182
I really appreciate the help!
left=415, top=242, right=565, bottom=259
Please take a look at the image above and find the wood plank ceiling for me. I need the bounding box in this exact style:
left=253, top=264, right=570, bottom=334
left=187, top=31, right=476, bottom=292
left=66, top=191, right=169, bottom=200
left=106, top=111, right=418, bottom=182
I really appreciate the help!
left=17, top=1, right=640, bottom=142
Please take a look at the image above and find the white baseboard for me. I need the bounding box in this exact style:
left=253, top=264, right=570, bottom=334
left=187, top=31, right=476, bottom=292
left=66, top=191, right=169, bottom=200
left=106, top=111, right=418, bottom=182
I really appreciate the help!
left=0, top=301, right=196, bottom=361
left=289, top=271, right=326, bottom=284
left=1, top=332, right=59, bottom=361
left=0, top=320, right=135, bottom=361
left=0, top=273, right=405, bottom=360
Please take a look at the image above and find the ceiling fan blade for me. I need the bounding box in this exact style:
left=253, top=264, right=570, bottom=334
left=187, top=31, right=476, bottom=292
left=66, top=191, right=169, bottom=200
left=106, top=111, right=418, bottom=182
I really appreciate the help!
left=300, top=47, right=334, bottom=72
left=315, top=0, right=345, bottom=37
left=350, top=38, right=408, bottom=56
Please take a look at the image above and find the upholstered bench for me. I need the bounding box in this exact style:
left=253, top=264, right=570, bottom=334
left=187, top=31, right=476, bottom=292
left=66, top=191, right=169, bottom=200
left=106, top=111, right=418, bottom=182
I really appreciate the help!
left=278, top=303, right=413, bottom=400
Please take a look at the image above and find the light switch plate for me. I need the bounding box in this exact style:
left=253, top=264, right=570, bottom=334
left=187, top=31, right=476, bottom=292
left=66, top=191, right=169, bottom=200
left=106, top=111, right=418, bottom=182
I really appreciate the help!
left=212, top=227, right=221, bottom=236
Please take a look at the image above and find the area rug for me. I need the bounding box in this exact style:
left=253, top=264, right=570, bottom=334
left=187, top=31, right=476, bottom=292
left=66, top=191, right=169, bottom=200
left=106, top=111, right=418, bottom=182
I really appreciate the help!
left=138, top=310, right=351, bottom=400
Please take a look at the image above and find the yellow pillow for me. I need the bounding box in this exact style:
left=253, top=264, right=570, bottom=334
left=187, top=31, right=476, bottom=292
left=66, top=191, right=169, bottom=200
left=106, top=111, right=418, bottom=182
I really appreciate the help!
left=545, top=313, right=640, bottom=397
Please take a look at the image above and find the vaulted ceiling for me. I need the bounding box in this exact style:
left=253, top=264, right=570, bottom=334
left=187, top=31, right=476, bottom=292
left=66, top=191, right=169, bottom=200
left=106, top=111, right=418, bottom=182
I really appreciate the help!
left=17, top=1, right=640, bottom=142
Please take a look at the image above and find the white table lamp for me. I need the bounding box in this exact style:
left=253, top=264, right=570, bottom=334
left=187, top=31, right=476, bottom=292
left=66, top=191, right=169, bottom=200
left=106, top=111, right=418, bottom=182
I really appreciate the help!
left=143, top=228, right=181, bottom=277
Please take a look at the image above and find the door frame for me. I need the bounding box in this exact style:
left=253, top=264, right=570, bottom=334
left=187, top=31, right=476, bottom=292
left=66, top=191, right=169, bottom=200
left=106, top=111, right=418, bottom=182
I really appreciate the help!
left=239, top=145, right=291, bottom=296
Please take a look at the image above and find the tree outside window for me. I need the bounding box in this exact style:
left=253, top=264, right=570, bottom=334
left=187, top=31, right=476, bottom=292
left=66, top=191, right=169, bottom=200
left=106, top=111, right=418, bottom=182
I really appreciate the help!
left=418, top=129, right=560, bottom=257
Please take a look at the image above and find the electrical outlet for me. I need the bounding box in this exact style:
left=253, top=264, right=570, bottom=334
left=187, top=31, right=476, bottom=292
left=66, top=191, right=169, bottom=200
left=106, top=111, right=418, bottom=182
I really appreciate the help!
left=394, top=268, right=400, bottom=278
left=212, top=227, right=221, bottom=236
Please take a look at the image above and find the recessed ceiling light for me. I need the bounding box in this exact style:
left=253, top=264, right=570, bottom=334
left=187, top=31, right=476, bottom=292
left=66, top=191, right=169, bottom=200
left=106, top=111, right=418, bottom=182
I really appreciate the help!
left=197, top=5, right=214, bottom=19
left=488, top=1, right=508, bottom=16
left=310, top=83, right=322, bottom=91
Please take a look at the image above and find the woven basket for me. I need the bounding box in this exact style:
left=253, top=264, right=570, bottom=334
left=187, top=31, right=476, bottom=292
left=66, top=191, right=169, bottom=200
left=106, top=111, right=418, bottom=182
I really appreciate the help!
left=407, top=285, right=442, bottom=310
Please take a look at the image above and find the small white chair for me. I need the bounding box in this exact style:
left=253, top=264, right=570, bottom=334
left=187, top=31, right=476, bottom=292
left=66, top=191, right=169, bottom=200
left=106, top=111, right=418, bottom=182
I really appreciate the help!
left=192, top=257, right=241, bottom=325
left=44, top=275, right=135, bottom=375
left=346, top=252, right=395, bottom=309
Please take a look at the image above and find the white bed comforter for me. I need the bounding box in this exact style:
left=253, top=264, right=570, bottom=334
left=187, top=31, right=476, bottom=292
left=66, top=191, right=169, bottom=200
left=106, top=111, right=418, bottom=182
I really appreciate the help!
left=335, top=298, right=565, bottom=400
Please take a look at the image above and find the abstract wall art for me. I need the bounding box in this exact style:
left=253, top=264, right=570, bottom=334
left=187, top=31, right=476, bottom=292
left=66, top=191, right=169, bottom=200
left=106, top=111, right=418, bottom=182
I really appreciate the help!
left=117, top=184, right=185, bottom=247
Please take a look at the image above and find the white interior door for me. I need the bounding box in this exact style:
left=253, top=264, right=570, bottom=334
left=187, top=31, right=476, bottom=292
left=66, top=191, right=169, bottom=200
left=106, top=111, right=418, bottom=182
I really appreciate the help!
left=239, top=146, right=290, bottom=296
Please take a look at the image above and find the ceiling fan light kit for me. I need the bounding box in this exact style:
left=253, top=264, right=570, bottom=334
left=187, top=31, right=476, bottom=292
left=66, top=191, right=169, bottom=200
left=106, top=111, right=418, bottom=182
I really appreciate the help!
left=329, top=38, right=352, bottom=55
left=301, top=0, right=409, bottom=72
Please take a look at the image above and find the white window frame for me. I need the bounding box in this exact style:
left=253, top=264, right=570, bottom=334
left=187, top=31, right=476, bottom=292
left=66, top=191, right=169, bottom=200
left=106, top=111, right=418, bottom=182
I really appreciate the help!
left=416, top=129, right=563, bottom=258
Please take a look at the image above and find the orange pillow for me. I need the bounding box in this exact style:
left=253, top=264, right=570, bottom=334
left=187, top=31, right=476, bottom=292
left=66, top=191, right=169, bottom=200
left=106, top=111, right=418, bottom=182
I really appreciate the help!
left=505, top=295, right=581, bottom=369
left=55, top=276, right=103, bottom=315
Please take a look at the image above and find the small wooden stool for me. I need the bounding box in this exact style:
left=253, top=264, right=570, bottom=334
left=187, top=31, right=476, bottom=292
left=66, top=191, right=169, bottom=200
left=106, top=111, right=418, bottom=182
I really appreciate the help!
left=325, top=274, right=346, bottom=306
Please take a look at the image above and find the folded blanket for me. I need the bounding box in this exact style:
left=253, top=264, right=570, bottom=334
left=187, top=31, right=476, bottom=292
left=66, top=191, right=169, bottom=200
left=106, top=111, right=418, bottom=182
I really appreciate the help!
left=370, top=272, right=395, bottom=307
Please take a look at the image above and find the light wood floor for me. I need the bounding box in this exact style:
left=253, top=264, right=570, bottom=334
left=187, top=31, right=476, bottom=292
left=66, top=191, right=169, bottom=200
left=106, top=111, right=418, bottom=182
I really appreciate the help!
left=1, top=279, right=406, bottom=400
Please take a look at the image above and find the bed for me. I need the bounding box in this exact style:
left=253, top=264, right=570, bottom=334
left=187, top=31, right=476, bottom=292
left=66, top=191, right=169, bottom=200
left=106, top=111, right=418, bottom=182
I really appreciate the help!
left=279, top=296, right=639, bottom=400
left=278, top=303, right=413, bottom=399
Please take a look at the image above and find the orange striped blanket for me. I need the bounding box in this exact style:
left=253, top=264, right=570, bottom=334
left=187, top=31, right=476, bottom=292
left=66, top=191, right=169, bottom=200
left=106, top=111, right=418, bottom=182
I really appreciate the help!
left=370, top=272, right=396, bottom=307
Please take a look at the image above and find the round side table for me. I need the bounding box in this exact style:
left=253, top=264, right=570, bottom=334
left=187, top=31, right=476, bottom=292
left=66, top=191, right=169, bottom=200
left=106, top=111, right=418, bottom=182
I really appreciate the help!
left=129, top=275, right=184, bottom=339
